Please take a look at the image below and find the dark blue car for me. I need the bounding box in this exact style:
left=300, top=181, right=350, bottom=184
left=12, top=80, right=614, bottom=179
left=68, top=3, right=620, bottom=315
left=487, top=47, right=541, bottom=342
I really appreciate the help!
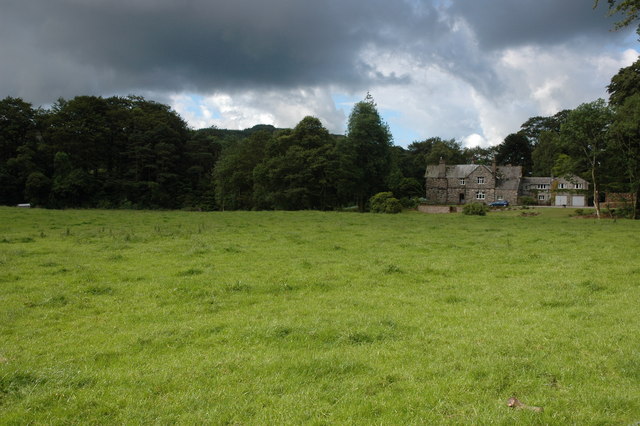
left=489, top=200, right=509, bottom=207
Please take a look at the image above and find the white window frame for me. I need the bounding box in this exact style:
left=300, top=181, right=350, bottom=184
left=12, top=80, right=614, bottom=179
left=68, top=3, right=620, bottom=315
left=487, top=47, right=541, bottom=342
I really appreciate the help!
left=459, top=178, right=466, bottom=185
left=536, top=184, right=549, bottom=190
left=558, top=183, right=566, bottom=189
left=477, top=176, right=485, bottom=184
left=497, top=195, right=504, bottom=200
left=574, top=183, right=583, bottom=189
left=476, top=191, right=485, bottom=200
left=538, top=194, right=545, bottom=200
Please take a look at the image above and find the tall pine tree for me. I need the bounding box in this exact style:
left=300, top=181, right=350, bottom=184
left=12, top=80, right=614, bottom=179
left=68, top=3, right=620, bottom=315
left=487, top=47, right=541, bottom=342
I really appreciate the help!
left=345, top=93, right=393, bottom=211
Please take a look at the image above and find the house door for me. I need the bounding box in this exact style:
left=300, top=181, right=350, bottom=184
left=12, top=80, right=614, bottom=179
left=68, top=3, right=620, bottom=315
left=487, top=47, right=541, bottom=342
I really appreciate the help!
left=459, top=193, right=465, bottom=204
left=572, top=195, right=585, bottom=207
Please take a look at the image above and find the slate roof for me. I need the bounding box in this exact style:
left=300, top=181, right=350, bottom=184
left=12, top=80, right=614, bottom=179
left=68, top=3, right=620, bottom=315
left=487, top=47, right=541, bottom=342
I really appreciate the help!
left=521, top=177, right=551, bottom=185
left=426, top=163, right=523, bottom=191
left=495, top=165, right=523, bottom=190
left=425, top=164, right=480, bottom=178
left=448, top=165, right=480, bottom=178
left=424, top=165, right=442, bottom=178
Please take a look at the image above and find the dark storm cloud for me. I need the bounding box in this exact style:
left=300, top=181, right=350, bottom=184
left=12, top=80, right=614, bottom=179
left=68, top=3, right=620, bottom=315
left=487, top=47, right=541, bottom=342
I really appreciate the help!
left=0, top=0, right=444, bottom=104
left=449, top=0, right=625, bottom=50
left=0, top=0, right=632, bottom=105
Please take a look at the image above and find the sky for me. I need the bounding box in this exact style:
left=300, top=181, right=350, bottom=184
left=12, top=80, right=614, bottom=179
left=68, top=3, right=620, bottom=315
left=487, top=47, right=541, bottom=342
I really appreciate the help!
left=1, top=0, right=638, bottom=147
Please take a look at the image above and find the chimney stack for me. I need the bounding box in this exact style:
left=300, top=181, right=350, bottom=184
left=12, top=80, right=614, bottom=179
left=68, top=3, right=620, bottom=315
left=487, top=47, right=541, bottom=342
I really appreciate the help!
left=438, top=157, right=446, bottom=177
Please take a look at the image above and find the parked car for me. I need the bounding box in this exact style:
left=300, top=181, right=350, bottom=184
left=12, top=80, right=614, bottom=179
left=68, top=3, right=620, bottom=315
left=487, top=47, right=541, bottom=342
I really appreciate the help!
left=489, top=200, right=509, bottom=207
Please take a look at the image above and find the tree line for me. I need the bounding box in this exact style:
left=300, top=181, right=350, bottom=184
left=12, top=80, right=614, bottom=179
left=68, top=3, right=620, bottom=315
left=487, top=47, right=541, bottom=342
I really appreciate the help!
left=0, top=93, right=489, bottom=212
left=1, top=57, right=638, bottom=215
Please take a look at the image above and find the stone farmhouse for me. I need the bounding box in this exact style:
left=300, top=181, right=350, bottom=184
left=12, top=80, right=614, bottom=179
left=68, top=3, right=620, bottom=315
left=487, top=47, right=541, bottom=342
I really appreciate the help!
left=424, top=159, right=589, bottom=206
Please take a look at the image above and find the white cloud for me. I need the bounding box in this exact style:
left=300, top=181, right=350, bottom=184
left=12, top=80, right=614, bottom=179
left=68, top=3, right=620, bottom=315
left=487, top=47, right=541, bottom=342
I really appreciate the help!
left=462, top=133, right=488, bottom=148
left=464, top=44, right=638, bottom=146
left=171, top=88, right=346, bottom=133
left=344, top=47, right=484, bottom=146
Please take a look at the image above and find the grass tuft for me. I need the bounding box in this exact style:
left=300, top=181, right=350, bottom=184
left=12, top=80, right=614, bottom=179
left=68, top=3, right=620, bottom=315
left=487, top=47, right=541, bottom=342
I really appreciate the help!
left=578, top=279, right=606, bottom=293
left=176, top=268, right=203, bottom=277
left=443, top=294, right=466, bottom=304
left=25, top=294, right=68, bottom=308
left=85, top=285, right=114, bottom=296
left=225, top=281, right=251, bottom=292
left=384, top=264, right=402, bottom=274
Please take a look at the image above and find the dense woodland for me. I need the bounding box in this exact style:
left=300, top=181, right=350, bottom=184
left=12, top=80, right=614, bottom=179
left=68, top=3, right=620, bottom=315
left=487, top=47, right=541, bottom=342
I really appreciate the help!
left=1, top=58, right=639, bottom=215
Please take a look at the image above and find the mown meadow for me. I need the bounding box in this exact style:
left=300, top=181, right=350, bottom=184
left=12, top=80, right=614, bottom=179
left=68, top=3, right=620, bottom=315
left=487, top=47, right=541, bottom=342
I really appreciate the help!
left=1, top=206, right=639, bottom=424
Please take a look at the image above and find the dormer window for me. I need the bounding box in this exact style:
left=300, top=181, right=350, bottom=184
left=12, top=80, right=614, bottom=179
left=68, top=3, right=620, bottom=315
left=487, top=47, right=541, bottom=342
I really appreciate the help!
left=477, top=176, right=485, bottom=184
left=574, top=183, right=583, bottom=189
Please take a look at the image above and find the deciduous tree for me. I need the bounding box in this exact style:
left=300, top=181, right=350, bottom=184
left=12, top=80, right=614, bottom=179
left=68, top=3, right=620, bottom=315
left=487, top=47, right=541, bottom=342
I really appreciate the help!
left=253, top=116, right=342, bottom=210
left=0, top=97, right=42, bottom=204
left=495, top=132, right=533, bottom=174
left=213, top=131, right=269, bottom=210
left=520, top=110, right=570, bottom=146
left=532, top=131, right=564, bottom=176
left=559, top=99, right=613, bottom=219
left=610, top=93, right=640, bottom=218
left=595, top=0, right=640, bottom=33
left=608, top=57, right=640, bottom=106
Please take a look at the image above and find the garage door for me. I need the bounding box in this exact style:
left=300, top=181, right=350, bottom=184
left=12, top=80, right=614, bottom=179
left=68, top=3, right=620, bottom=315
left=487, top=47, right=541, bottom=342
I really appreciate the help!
left=555, top=195, right=567, bottom=206
left=572, top=195, right=585, bottom=207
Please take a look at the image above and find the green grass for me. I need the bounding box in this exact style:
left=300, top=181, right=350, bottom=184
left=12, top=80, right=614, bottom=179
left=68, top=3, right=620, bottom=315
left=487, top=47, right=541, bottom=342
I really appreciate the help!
left=1, top=207, right=639, bottom=424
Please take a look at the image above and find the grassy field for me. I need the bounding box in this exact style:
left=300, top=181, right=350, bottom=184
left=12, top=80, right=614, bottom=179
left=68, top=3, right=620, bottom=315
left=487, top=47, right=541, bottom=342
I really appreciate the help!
left=1, top=206, right=639, bottom=424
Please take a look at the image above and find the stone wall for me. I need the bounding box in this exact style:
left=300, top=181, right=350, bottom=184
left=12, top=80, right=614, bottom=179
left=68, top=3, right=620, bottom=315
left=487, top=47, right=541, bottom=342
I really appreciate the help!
left=418, top=205, right=461, bottom=214
left=425, top=177, right=449, bottom=204
left=604, top=193, right=634, bottom=208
